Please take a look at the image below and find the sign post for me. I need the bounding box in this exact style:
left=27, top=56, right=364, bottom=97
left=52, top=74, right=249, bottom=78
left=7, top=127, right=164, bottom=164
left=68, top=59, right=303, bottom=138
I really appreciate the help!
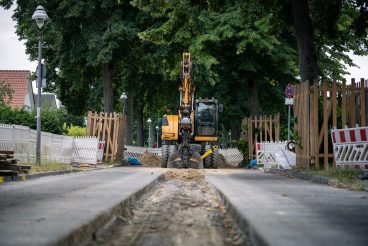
left=285, top=84, right=294, bottom=140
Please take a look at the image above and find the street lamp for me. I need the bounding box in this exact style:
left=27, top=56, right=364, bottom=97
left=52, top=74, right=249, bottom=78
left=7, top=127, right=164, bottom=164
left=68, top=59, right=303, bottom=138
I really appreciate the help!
left=147, top=118, right=152, bottom=147
left=155, top=126, right=159, bottom=147
left=32, top=6, right=48, bottom=165
left=119, top=92, right=127, bottom=114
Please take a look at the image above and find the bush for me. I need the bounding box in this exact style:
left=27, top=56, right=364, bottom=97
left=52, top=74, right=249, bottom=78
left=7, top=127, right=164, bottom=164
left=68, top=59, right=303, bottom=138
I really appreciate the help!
left=0, top=105, right=84, bottom=135
left=65, top=125, right=87, bottom=136
left=0, top=106, right=35, bottom=128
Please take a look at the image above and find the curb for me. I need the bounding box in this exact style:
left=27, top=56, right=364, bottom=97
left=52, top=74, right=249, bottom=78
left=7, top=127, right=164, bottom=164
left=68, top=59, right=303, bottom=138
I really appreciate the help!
left=267, top=169, right=330, bottom=185
left=0, top=165, right=119, bottom=184
left=54, top=173, right=164, bottom=246
left=266, top=169, right=368, bottom=191
left=207, top=178, right=268, bottom=246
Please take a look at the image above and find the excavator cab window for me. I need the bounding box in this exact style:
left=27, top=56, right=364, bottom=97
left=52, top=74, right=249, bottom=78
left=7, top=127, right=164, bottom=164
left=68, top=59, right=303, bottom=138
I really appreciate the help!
left=195, top=102, right=217, bottom=136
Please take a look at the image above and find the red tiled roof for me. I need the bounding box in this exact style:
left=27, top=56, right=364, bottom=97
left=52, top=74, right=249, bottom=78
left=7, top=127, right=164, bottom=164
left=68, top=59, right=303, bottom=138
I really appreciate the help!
left=0, top=70, right=31, bottom=108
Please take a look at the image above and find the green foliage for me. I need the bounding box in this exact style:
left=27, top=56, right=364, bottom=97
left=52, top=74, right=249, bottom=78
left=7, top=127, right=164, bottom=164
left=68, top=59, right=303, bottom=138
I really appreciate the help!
left=0, top=105, right=35, bottom=127
left=64, top=124, right=87, bottom=136
left=40, top=109, right=66, bottom=135
left=2, top=0, right=368, bottom=143
left=0, top=105, right=84, bottom=135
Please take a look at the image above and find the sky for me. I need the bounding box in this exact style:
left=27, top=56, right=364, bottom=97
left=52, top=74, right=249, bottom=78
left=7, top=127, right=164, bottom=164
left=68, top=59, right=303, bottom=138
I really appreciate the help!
left=0, top=5, right=367, bottom=84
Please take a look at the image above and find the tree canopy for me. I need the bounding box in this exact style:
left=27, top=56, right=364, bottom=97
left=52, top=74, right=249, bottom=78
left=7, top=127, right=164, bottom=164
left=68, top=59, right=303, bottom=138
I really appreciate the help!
left=1, top=0, right=367, bottom=140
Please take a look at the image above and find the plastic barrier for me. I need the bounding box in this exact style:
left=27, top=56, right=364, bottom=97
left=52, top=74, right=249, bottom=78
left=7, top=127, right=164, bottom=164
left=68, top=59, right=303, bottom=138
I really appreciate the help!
left=257, top=141, right=296, bottom=170
left=72, top=137, right=99, bottom=166
left=331, top=127, right=368, bottom=171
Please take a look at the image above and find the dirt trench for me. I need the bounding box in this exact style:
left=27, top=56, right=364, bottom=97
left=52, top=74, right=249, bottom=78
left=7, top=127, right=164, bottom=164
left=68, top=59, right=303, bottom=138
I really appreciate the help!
left=89, top=170, right=251, bottom=246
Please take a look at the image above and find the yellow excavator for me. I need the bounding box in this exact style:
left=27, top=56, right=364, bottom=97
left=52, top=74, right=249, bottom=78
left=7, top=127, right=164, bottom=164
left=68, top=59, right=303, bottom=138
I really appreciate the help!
left=160, top=53, right=220, bottom=169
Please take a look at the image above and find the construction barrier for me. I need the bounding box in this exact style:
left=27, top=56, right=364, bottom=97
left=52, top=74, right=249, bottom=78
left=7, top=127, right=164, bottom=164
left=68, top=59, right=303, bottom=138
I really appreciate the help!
left=0, top=123, right=100, bottom=165
left=97, top=141, right=105, bottom=163
left=124, top=145, right=243, bottom=165
left=257, top=141, right=296, bottom=170
left=218, top=148, right=243, bottom=165
left=331, top=127, right=368, bottom=171
left=72, top=137, right=99, bottom=166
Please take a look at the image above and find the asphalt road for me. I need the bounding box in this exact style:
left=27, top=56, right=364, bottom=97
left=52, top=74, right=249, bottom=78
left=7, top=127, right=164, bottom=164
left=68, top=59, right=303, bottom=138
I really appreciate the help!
left=206, top=170, right=368, bottom=246
left=0, top=167, right=163, bottom=246
left=1, top=168, right=367, bottom=246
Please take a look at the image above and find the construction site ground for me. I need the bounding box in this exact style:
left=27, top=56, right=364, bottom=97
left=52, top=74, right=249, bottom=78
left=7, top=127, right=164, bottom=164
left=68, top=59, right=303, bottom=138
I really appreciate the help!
left=0, top=167, right=367, bottom=246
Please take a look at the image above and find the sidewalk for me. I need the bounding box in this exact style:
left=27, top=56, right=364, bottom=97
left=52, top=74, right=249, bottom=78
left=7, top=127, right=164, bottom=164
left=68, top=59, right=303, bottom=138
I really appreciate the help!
left=206, top=170, right=368, bottom=246
left=0, top=167, right=163, bottom=246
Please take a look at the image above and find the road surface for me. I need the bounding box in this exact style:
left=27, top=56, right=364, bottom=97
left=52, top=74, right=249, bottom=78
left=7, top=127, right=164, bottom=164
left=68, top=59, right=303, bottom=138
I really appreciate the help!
left=1, top=168, right=367, bottom=246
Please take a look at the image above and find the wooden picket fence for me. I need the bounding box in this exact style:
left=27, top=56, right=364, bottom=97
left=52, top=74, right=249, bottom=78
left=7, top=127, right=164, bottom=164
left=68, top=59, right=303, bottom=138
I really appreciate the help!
left=86, top=111, right=126, bottom=162
left=294, top=79, right=367, bottom=169
left=242, top=114, right=280, bottom=160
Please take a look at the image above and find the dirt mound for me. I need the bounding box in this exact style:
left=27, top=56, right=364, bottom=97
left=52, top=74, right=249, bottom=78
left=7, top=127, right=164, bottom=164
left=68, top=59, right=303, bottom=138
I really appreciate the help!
left=164, top=169, right=204, bottom=182
left=217, top=153, right=227, bottom=168
left=138, top=151, right=161, bottom=167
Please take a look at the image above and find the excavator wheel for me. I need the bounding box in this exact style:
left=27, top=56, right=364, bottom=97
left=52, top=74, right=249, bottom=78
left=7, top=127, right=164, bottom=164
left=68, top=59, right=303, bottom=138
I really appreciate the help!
left=203, top=145, right=212, bottom=168
left=211, top=147, right=219, bottom=169
left=161, top=144, right=169, bottom=168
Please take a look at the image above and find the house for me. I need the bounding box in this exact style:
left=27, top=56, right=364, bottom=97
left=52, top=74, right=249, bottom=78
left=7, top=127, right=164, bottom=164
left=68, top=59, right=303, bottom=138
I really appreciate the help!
left=0, top=70, right=34, bottom=111
left=40, top=93, right=58, bottom=110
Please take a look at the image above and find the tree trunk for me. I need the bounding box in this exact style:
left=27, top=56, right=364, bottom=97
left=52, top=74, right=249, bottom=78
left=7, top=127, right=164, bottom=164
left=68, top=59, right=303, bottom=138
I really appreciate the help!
left=221, top=124, right=228, bottom=147
left=125, top=93, right=133, bottom=145
left=136, top=103, right=144, bottom=146
left=101, top=63, right=114, bottom=112
left=247, top=80, right=261, bottom=115
left=231, top=121, right=241, bottom=141
left=291, top=0, right=318, bottom=83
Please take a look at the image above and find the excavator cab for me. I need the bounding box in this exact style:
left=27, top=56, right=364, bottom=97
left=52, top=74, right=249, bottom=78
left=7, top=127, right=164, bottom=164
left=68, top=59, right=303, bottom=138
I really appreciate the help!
left=195, top=100, right=218, bottom=137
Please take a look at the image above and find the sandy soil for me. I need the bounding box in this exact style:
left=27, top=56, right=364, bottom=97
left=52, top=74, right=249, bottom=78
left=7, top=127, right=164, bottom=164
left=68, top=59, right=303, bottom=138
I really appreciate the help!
left=89, top=169, right=250, bottom=246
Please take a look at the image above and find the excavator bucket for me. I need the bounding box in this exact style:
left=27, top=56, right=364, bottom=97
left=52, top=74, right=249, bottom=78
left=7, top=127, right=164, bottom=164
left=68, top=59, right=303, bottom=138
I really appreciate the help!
left=167, top=151, right=203, bottom=169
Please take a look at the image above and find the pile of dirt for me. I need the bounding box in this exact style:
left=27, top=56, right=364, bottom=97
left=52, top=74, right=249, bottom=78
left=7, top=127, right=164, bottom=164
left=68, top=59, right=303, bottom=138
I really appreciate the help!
left=138, top=151, right=161, bottom=167
left=164, top=169, right=205, bottom=182
left=217, top=153, right=227, bottom=168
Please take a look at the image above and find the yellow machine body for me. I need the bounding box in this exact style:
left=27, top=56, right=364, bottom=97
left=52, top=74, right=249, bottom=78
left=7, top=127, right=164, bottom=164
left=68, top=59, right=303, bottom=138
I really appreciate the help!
left=161, top=115, right=179, bottom=141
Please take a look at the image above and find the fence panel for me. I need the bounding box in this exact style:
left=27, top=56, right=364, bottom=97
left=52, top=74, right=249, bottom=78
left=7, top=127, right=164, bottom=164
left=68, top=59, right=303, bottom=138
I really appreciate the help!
left=87, top=111, right=125, bottom=162
left=242, top=114, right=280, bottom=161
left=294, top=78, right=368, bottom=169
left=72, top=137, right=99, bottom=165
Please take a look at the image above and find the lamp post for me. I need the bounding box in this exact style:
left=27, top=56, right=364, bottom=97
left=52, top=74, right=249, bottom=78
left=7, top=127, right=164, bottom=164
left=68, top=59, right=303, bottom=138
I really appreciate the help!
left=155, top=126, right=159, bottom=147
left=32, top=6, right=48, bottom=165
left=120, top=92, right=127, bottom=114
left=147, top=118, right=152, bottom=147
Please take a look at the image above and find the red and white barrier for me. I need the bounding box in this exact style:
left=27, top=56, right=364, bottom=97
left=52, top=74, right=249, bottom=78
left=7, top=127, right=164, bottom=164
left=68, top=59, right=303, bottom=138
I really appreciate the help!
left=331, top=127, right=368, bottom=171
left=97, top=141, right=105, bottom=163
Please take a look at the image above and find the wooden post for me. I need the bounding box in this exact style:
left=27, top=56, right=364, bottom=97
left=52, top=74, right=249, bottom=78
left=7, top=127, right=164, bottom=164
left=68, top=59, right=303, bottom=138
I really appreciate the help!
left=295, top=81, right=310, bottom=168
left=351, top=79, right=356, bottom=127
left=87, top=111, right=92, bottom=136
left=323, top=80, right=329, bottom=169
left=116, top=114, right=126, bottom=162
left=342, top=80, right=347, bottom=127
left=332, top=80, right=337, bottom=129
left=361, top=78, right=366, bottom=126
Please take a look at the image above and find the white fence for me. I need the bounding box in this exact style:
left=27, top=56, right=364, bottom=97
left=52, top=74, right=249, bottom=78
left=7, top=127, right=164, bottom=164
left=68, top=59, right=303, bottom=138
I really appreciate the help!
left=0, top=124, right=99, bottom=165
left=331, top=127, right=368, bottom=171
left=218, top=147, right=243, bottom=165
left=124, top=145, right=243, bottom=165
left=256, top=141, right=296, bottom=170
